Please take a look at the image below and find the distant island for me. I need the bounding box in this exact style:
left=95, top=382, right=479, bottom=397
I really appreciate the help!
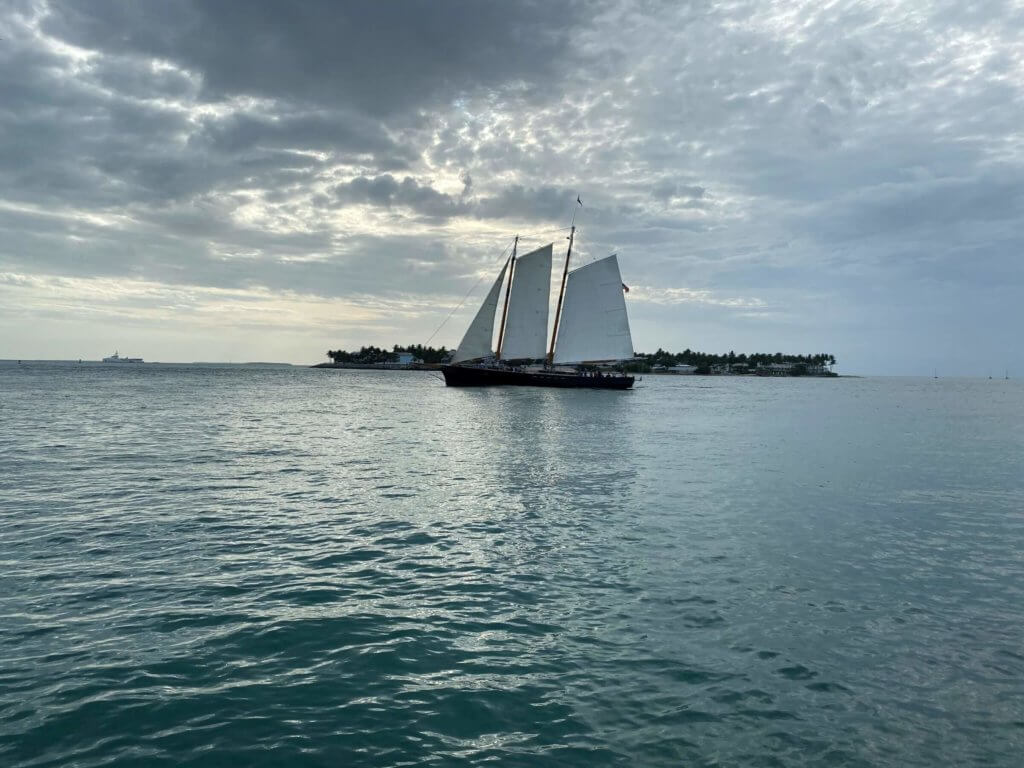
left=316, top=345, right=837, bottom=376
left=323, top=345, right=451, bottom=366
left=625, top=350, right=837, bottom=376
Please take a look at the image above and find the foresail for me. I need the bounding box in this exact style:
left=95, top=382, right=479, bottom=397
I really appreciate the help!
left=452, top=260, right=509, bottom=363
left=553, top=255, right=634, bottom=364
left=500, top=244, right=552, bottom=359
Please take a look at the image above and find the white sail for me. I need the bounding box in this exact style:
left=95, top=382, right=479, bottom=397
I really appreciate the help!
left=553, top=254, right=634, bottom=364
left=499, top=244, right=552, bottom=360
left=452, top=259, right=509, bottom=363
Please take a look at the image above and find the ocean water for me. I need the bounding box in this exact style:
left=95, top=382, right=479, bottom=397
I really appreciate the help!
left=1, top=363, right=1022, bottom=767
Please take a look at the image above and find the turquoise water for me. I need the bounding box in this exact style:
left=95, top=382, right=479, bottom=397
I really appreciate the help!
left=1, top=363, right=1022, bottom=767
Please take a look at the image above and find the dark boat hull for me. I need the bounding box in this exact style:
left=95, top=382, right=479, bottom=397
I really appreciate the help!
left=442, top=365, right=634, bottom=389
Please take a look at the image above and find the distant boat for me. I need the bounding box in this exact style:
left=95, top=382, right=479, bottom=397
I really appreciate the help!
left=441, top=220, right=635, bottom=389
left=102, top=351, right=143, bottom=363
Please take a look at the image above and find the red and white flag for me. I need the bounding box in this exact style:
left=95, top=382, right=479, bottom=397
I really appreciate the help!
left=621, top=283, right=630, bottom=293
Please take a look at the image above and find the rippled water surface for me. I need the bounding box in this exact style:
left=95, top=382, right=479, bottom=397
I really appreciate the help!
left=2, top=363, right=1023, bottom=767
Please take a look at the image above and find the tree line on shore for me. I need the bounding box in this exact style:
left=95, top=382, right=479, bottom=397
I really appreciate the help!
left=325, top=345, right=450, bottom=365
left=624, top=349, right=836, bottom=373
left=325, top=345, right=836, bottom=372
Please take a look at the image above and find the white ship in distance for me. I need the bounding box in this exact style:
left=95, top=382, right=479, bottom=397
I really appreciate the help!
left=102, top=351, right=144, bottom=363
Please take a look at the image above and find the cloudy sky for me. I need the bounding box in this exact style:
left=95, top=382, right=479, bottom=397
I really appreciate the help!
left=1, top=1, right=1021, bottom=373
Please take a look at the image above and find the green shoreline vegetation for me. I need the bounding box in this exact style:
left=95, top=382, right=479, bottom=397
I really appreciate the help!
left=324, top=346, right=837, bottom=376
left=624, top=350, right=837, bottom=376
left=325, top=345, right=451, bottom=365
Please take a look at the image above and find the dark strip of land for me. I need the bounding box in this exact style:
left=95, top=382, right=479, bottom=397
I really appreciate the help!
left=319, top=346, right=838, bottom=376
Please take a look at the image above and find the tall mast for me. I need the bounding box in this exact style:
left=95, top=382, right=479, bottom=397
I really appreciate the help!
left=547, top=225, right=574, bottom=365
left=495, top=235, right=518, bottom=360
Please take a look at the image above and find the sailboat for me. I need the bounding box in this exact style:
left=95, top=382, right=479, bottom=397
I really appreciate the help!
left=442, top=225, right=635, bottom=389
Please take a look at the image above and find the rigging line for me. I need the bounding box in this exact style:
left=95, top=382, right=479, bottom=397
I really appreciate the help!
left=422, top=238, right=515, bottom=348
left=509, top=225, right=574, bottom=248
left=571, top=231, right=598, bottom=268
left=529, top=225, right=575, bottom=234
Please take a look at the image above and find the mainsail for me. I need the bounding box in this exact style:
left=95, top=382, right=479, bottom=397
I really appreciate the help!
left=499, top=244, right=552, bottom=359
left=452, top=259, right=509, bottom=363
left=553, top=254, right=634, bottom=364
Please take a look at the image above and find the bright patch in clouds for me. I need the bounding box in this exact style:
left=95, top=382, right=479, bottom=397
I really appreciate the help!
left=629, top=286, right=768, bottom=310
